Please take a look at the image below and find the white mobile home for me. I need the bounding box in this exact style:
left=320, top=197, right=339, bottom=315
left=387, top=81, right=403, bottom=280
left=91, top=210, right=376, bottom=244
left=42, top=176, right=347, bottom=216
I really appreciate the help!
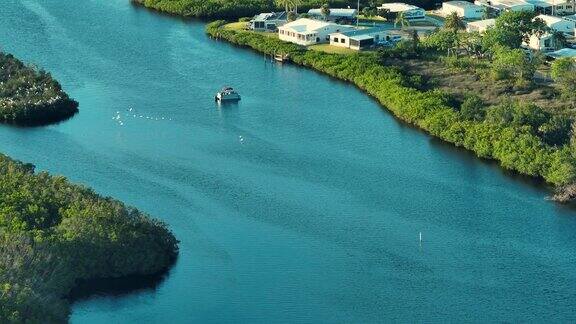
left=442, top=1, right=486, bottom=19
left=330, top=27, right=391, bottom=50
left=379, top=3, right=426, bottom=20
left=278, top=18, right=353, bottom=46
left=537, top=14, right=576, bottom=34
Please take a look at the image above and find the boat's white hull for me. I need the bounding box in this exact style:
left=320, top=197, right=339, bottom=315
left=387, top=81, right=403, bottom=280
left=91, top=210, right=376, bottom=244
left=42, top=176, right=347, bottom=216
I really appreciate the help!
left=215, top=93, right=241, bottom=101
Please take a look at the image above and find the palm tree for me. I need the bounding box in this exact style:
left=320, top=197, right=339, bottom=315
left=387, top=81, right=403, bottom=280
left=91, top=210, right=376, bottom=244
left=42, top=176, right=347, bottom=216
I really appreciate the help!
left=275, top=0, right=302, bottom=16
left=275, top=0, right=290, bottom=13
left=444, top=12, right=465, bottom=32
left=394, top=12, right=409, bottom=29
left=292, top=0, right=302, bottom=14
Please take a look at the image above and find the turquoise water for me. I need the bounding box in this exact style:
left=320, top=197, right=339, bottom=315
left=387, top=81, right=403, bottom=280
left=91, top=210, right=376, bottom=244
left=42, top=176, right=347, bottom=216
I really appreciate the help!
left=2, top=0, right=576, bottom=322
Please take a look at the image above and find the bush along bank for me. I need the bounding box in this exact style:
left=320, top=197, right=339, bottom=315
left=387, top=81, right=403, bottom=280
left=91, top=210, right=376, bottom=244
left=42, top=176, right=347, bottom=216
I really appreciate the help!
left=207, top=21, right=576, bottom=200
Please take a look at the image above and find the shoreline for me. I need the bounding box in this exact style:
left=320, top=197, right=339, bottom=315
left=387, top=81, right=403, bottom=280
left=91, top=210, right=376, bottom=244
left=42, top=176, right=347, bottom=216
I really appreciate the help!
left=206, top=21, right=576, bottom=203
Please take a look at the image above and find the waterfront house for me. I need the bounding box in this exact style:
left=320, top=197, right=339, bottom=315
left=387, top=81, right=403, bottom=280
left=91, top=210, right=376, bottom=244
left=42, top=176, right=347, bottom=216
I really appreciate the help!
left=442, top=1, right=486, bottom=19
left=466, top=18, right=496, bottom=32
left=307, top=8, right=358, bottom=23
left=250, top=12, right=288, bottom=32
left=378, top=3, right=426, bottom=20
left=329, top=27, right=393, bottom=50
left=278, top=18, right=354, bottom=46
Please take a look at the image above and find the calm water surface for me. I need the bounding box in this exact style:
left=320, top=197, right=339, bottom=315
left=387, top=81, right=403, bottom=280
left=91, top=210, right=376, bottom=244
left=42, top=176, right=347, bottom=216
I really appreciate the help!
left=2, top=0, right=576, bottom=322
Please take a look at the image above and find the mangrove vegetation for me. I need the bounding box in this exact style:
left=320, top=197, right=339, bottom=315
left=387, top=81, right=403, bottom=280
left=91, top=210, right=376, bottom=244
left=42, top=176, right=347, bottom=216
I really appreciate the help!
left=0, top=53, right=78, bottom=125
left=0, top=154, right=179, bottom=323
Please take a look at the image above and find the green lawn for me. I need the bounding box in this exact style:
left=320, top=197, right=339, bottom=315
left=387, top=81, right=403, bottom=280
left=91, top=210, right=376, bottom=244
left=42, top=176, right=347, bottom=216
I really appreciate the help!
left=224, top=22, right=278, bottom=38
left=224, top=21, right=249, bottom=31
left=308, top=44, right=357, bottom=54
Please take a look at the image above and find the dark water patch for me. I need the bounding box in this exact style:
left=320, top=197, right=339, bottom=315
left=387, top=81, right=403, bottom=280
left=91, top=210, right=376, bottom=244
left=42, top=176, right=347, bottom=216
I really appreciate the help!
left=67, top=270, right=171, bottom=302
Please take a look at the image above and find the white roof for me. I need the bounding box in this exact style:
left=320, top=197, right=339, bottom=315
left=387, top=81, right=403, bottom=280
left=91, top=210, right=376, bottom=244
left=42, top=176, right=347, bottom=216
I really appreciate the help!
left=308, top=8, right=358, bottom=17
left=498, top=0, right=533, bottom=6
left=476, top=0, right=534, bottom=8
left=547, top=48, right=576, bottom=58
left=467, top=18, right=496, bottom=28
left=279, top=18, right=335, bottom=33
left=443, top=1, right=483, bottom=8
left=525, top=0, right=571, bottom=5
left=252, top=12, right=287, bottom=22
left=537, top=14, right=567, bottom=26
left=350, top=34, right=375, bottom=41
left=379, top=3, right=423, bottom=12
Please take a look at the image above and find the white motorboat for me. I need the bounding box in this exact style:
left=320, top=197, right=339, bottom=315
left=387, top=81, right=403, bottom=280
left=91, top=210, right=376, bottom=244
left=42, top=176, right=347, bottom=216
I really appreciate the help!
left=215, top=87, right=241, bottom=102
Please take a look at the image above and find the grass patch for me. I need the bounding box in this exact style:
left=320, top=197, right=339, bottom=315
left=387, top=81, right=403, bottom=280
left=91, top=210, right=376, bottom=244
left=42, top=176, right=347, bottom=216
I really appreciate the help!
left=224, top=23, right=279, bottom=38
left=224, top=22, right=248, bottom=31
left=309, top=44, right=357, bottom=54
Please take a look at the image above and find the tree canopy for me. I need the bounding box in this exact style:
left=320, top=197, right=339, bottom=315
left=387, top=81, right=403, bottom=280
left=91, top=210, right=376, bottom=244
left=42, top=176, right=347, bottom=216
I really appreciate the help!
left=0, top=154, right=178, bottom=323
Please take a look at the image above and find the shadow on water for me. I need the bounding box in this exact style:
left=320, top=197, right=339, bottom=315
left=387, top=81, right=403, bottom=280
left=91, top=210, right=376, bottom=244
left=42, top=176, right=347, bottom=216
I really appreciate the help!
left=67, top=265, right=175, bottom=302
left=427, top=136, right=554, bottom=192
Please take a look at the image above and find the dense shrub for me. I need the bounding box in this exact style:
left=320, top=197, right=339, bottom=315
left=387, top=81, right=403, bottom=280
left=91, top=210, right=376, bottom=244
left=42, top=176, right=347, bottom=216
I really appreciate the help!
left=460, top=95, right=485, bottom=121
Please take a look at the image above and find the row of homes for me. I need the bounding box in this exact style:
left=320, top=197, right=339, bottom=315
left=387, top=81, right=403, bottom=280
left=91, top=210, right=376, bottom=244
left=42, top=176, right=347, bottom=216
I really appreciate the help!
left=475, top=0, right=576, bottom=15
left=440, top=0, right=576, bottom=18
left=250, top=2, right=575, bottom=55
left=277, top=18, right=405, bottom=50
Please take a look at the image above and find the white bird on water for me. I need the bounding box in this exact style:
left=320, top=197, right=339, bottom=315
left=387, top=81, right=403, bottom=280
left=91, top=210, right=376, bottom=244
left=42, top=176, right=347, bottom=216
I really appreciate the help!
left=239, top=135, right=244, bottom=144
